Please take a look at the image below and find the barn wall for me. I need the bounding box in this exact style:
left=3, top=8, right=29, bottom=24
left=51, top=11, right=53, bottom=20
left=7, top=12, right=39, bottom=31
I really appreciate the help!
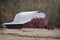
left=6, top=18, right=46, bottom=29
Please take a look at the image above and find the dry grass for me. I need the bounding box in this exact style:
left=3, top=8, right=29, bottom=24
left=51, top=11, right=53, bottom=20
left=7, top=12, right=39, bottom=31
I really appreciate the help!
left=0, top=28, right=60, bottom=40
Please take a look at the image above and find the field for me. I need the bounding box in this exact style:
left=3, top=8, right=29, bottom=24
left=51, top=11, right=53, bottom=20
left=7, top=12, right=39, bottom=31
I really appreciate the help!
left=0, top=28, right=60, bottom=40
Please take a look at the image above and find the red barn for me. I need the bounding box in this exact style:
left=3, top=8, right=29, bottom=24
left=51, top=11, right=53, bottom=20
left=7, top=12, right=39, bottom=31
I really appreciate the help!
left=3, top=11, right=48, bottom=29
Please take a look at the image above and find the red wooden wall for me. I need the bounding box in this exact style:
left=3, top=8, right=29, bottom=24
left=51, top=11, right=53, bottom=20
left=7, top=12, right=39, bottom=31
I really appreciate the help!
left=6, top=18, right=48, bottom=29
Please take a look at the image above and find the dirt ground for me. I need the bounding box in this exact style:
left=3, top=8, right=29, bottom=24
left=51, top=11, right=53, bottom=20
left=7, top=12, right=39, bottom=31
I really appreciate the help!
left=0, top=28, right=60, bottom=40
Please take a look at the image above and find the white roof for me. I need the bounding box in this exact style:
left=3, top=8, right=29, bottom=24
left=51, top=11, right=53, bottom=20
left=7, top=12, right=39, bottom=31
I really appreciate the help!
left=3, top=11, right=46, bottom=25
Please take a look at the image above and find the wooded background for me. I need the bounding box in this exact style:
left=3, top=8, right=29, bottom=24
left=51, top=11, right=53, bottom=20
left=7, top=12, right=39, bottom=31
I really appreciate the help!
left=0, top=0, right=60, bottom=27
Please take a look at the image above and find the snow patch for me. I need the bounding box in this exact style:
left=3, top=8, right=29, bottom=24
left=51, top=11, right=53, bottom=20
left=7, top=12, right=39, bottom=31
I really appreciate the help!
left=3, top=11, right=46, bottom=25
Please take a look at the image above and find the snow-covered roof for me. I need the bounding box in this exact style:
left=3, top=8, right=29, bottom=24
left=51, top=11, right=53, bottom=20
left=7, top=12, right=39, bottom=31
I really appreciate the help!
left=3, top=11, right=46, bottom=25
